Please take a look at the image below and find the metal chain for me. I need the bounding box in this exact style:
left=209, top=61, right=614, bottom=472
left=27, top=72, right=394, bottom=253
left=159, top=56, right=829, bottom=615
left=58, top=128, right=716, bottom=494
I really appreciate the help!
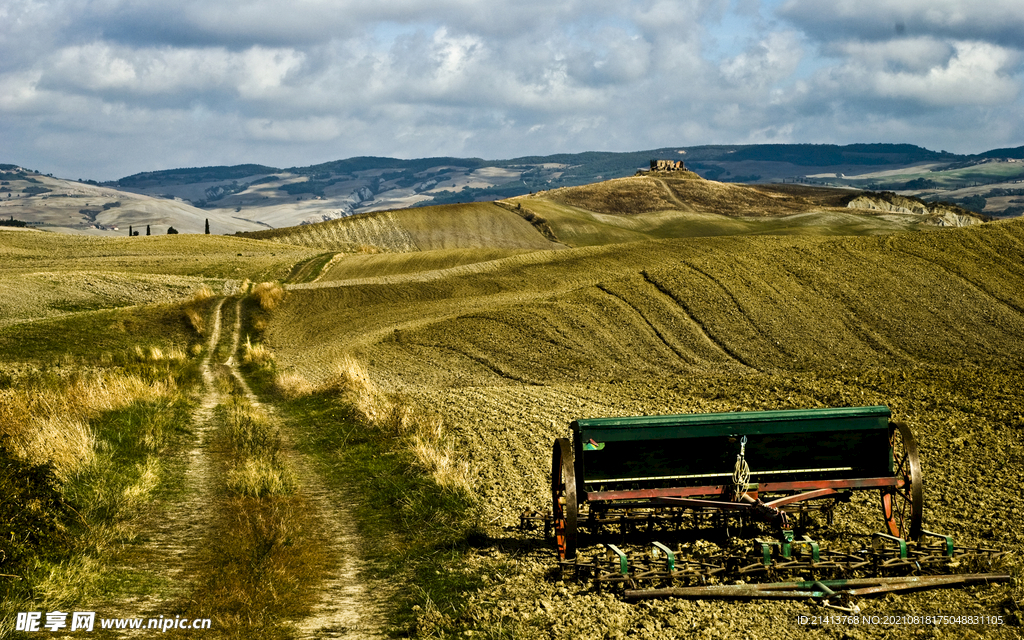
left=732, top=435, right=750, bottom=501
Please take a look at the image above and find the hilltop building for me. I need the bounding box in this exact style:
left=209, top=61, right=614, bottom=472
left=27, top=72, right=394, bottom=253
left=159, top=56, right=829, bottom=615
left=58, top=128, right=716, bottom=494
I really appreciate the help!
left=650, top=159, right=685, bottom=172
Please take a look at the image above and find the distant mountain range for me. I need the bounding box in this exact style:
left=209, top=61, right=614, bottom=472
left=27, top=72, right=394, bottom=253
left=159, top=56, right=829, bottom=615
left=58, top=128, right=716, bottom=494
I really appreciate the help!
left=103, top=143, right=1024, bottom=216
left=2, top=144, right=1022, bottom=236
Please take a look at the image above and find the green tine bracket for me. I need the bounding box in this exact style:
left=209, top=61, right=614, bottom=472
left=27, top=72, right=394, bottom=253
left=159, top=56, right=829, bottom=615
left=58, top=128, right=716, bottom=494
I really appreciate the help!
left=872, top=532, right=908, bottom=559
left=651, top=542, right=675, bottom=572
left=793, top=538, right=820, bottom=562
left=605, top=544, right=629, bottom=576
left=921, top=530, right=955, bottom=557
left=780, top=528, right=794, bottom=559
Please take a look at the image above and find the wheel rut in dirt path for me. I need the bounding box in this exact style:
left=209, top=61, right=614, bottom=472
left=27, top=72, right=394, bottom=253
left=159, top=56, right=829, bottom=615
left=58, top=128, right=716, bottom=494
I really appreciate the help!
left=225, top=298, right=385, bottom=640
left=113, top=296, right=229, bottom=621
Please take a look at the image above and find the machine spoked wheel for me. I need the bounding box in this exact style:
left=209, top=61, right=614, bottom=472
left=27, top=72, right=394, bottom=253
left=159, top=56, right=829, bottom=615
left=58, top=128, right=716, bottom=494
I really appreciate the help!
left=551, top=438, right=578, bottom=560
left=881, top=421, right=923, bottom=541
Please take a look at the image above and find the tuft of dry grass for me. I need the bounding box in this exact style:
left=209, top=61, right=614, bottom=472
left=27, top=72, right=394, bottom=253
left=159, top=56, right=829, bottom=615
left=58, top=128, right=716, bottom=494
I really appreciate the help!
left=252, top=281, right=286, bottom=311
left=224, top=395, right=278, bottom=455
left=191, top=284, right=216, bottom=301
left=323, top=355, right=472, bottom=494
left=131, top=343, right=184, bottom=363
left=226, top=458, right=295, bottom=498
left=221, top=395, right=293, bottom=498
left=273, top=371, right=314, bottom=399
left=184, top=284, right=217, bottom=336
left=323, top=355, right=392, bottom=425
left=242, top=336, right=274, bottom=368
left=185, top=307, right=206, bottom=336
left=410, top=426, right=472, bottom=495
left=186, top=495, right=330, bottom=637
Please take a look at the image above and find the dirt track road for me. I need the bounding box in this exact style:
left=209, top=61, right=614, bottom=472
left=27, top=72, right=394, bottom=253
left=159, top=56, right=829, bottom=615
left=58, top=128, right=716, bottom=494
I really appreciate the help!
left=116, top=295, right=382, bottom=638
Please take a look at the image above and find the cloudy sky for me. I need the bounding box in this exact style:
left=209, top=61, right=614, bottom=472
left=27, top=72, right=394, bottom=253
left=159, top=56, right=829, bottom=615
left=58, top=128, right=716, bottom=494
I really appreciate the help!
left=2, top=0, right=1022, bottom=180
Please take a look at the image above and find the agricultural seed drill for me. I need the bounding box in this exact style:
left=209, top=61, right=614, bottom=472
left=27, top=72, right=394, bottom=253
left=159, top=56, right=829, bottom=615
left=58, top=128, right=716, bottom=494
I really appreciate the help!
left=522, top=406, right=1009, bottom=606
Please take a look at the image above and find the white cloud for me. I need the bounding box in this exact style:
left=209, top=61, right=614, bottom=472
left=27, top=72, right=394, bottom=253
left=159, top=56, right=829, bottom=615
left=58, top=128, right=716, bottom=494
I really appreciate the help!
left=808, top=39, right=1020, bottom=107
left=867, top=41, right=1017, bottom=105
left=39, top=44, right=305, bottom=100
left=719, top=31, right=803, bottom=88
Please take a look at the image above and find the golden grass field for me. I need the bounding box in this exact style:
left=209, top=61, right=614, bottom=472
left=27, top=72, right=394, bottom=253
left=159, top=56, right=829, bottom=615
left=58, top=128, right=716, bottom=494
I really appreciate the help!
left=2, top=171, right=1022, bottom=638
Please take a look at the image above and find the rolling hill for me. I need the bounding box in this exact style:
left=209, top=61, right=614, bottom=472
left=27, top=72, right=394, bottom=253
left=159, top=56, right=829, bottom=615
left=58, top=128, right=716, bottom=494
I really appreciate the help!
left=239, top=171, right=985, bottom=258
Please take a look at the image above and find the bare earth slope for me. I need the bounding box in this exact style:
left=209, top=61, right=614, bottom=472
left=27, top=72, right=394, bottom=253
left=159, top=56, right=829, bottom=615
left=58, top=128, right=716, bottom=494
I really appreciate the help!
left=266, top=217, right=1024, bottom=638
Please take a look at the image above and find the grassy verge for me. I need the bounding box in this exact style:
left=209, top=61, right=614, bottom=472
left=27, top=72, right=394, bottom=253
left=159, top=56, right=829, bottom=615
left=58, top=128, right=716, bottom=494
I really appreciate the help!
left=0, top=351, right=202, bottom=635
left=0, top=289, right=222, bottom=637
left=0, top=295, right=218, bottom=364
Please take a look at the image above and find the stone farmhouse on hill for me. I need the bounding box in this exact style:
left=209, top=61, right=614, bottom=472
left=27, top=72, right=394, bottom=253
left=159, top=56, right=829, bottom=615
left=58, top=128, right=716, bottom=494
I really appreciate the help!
left=650, top=159, right=685, bottom=171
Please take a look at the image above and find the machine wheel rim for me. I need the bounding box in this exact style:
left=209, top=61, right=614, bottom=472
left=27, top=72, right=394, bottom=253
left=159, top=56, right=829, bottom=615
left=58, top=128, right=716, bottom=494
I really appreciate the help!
left=551, top=438, right=578, bottom=560
left=881, top=421, right=923, bottom=541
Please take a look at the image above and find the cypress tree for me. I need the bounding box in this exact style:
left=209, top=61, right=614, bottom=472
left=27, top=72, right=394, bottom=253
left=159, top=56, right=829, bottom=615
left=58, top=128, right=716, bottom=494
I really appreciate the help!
left=146, top=225, right=151, bottom=236
left=129, top=225, right=132, bottom=236
left=205, top=218, right=210, bottom=234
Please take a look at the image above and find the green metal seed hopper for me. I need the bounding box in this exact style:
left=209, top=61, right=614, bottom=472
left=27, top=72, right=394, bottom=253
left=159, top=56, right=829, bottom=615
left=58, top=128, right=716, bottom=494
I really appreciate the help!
left=551, top=405, right=922, bottom=560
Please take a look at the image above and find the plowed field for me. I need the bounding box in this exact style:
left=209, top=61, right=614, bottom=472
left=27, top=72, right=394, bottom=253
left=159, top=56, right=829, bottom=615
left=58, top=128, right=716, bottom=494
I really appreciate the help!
left=266, top=218, right=1024, bottom=638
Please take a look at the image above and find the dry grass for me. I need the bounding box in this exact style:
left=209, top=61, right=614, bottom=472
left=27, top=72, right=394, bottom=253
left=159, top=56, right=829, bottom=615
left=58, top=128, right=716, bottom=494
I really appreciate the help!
left=0, top=229, right=316, bottom=281
left=273, top=371, right=314, bottom=399
left=241, top=203, right=559, bottom=253
left=191, top=284, right=216, bottom=301
left=30, top=555, right=106, bottom=608
left=183, top=285, right=216, bottom=336
left=131, top=344, right=186, bottom=363
left=185, top=307, right=206, bottom=336
left=0, top=367, right=177, bottom=480
left=317, top=247, right=534, bottom=283
left=223, top=395, right=279, bottom=456
left=533, top=172, right=861, bottom=219
left=242, top=336, right=275, bottom=368
left=252, top=282, right=286, bottom=311
left=324, top=355, right=472, bottom=494
left=323, top=355, right=392, bottom=424
left=226, top=458, right=295, bottom=498
left=221, top=395, right=293, bottom=498
left=543, top=175, right=683, bottom=214
left=185, top=495, right=330, bottom=638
